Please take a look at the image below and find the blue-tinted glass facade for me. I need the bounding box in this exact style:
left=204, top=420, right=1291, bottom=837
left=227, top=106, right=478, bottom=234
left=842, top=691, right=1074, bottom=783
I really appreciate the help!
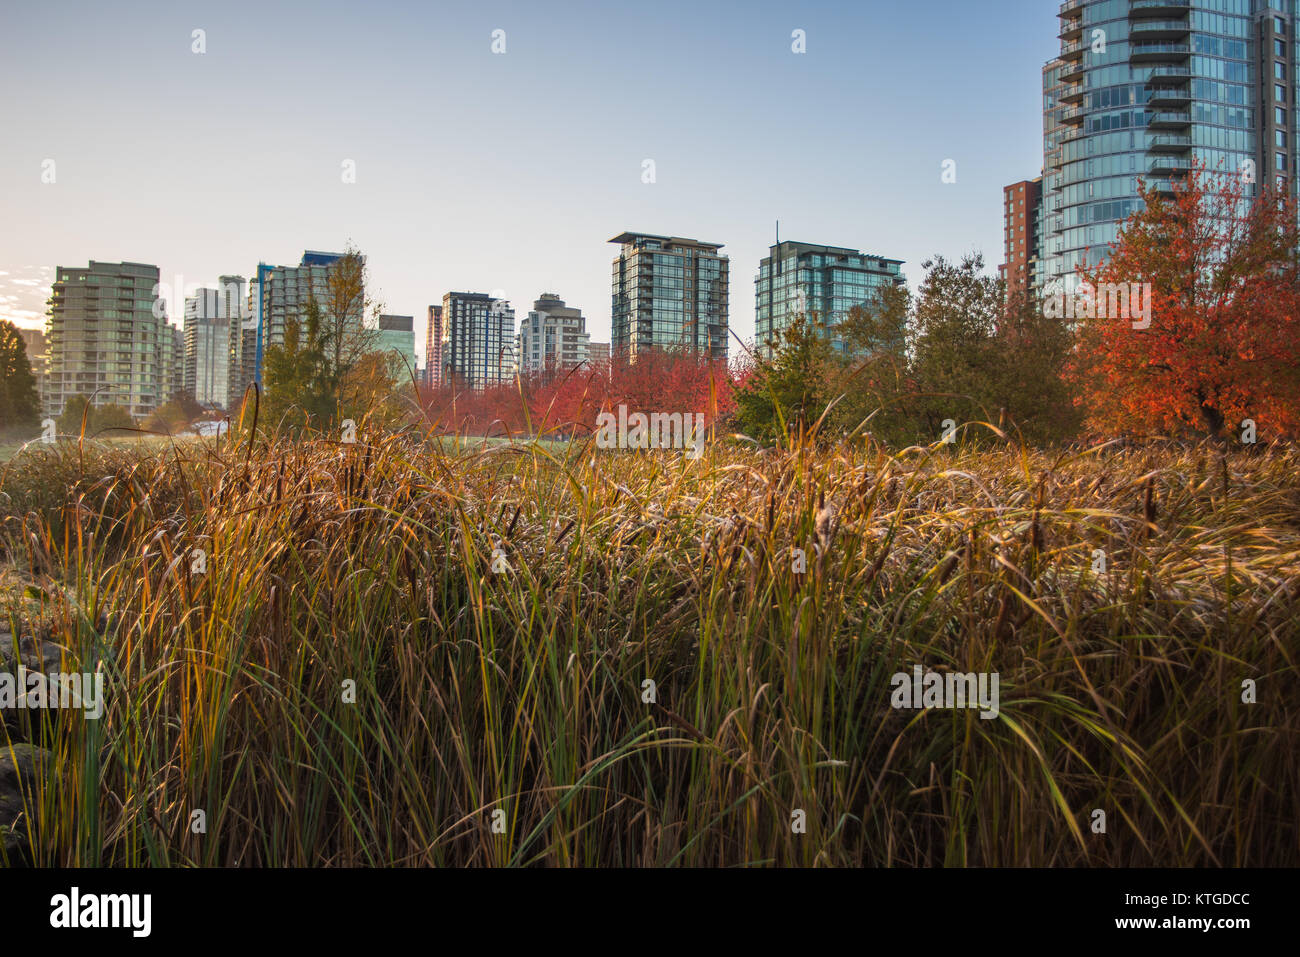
left=754, top=242, right=904, bottom=358
left=1043, top=0, right=1297, bottom=289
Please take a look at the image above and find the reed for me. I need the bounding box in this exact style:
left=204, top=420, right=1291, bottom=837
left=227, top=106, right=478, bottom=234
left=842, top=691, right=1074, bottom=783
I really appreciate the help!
left=1, top=424, right=1296, bottom=866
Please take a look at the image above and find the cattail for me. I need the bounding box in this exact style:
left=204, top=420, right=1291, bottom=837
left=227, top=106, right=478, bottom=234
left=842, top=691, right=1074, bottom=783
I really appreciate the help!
left=815, top=496, right=837, bottom=554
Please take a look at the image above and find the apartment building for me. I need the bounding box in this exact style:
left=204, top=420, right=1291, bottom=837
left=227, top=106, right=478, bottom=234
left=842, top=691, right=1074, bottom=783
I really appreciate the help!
left=1042, top=0, right=1298, bottom=289
left=184, top=276, right=246, bottom=409
left=999, top=178, right=1045, bottom=301
left=609, top=232, right=728, bottom=362
left=435, top=292, right=515, bottom=390
left=240, top=251, right=363, bottom=396
left=44, top=260, right=169, bottom=418
left=754, top=241, right=905, bottom=358
left=515, top=294, right=590, bottom=377
left=376, top=314, right=416, bottom=380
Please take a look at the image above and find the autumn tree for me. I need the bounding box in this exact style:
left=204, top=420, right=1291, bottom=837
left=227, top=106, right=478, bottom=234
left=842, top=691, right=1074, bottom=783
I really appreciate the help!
left=263, top=247, right=389, bottom=434
left=1073, top=167, right=1300, bottom=441
left=142, top=390, right=205, bottom=435
left=313, top=247, right=382, bottom=420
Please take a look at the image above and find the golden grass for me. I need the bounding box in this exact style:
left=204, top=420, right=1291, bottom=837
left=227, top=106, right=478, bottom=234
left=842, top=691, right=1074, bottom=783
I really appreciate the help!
left=1, top=426, right=1297, bottom=866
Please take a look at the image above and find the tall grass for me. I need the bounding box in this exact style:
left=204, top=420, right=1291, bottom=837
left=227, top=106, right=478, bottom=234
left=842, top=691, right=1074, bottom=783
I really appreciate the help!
left=1, top=426, right=1297, bottom=866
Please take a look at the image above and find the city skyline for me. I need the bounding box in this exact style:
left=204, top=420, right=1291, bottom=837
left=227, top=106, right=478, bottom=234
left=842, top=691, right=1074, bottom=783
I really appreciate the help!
left=0, top=0, right=1056, bottom=362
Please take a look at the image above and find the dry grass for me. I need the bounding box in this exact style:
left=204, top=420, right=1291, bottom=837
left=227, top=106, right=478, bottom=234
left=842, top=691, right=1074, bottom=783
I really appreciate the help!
left=1, top=425, right=1297, bottom=866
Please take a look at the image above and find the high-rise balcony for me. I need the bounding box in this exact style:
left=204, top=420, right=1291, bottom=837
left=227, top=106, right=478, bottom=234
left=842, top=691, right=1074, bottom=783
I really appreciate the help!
left=1147, top=155, right=1192, bottom=175
left=1130, top=0, right=1190, bottom=16
left=1147, top=85, right=1192, bottom=106
left=1059, top=104, right=1086, bottom=126
left=1060, top=82, right=1086, bottom=104
left=1129, top=19, right=1191, bottom=41
left=1148, top=133, right=1192, bottom=151
left=1147, top=110, right=1192, bottom=129
left=1061, top=39, right=1086, bottom=61
left=1060, top=60, right=1086, bottom=82
left=1130, top=42, right=1191, bottom=62
left=1059, top=0, right=1084, bottom=43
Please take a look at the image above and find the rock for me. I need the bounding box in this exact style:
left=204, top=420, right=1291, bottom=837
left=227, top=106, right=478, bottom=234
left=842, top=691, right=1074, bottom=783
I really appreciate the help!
left=0, top=631, right=69, bottom=673
left=0, top=743, right=51, bottom=864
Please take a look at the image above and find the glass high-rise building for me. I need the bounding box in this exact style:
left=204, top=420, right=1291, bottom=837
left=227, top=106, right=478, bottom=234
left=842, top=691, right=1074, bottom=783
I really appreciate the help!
left=184, top=275, right=245, bottom=410
left=609, top=232, right=729, bottom=362
left=376, top=314, right=416, bottom=380
left=241, top=251, right=364, bottom=396
left=1043, top=0, right=1295, bottom=290
left=754, top=241, right=905, bottom=358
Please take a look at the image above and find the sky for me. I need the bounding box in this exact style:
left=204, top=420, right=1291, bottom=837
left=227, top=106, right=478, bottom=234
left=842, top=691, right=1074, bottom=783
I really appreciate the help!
left=0, top=0, right=1057, bottom=363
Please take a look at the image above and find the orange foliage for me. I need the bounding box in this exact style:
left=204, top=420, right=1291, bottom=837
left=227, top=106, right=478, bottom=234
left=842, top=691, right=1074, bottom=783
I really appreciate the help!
left=1070, top=163, right=1300, bottom=440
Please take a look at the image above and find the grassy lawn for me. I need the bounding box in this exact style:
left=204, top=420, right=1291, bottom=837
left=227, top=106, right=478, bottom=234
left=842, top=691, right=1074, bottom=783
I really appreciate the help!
left=1, top=432, right=1297, bottom=866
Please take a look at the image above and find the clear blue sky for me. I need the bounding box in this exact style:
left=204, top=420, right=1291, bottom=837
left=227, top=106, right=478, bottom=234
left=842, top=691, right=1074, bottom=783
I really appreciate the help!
left=0, top=0, right=1056, bottom=360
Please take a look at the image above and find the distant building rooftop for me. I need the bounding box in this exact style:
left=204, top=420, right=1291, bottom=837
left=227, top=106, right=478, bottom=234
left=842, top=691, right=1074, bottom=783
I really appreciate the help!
left=609, top=232, right=725, bottom=252
left=300, top=251, right=345, bottom=266
left=765, top=241, right=904, bottom=267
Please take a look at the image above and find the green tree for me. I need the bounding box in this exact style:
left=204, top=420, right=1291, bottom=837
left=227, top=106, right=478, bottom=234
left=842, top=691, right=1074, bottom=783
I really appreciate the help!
left=263, top=305, right=330, bottom=432
left=908, top=254, right=1004, bottom=442
left=829, top=284, right=921, bottom=444
left=908, top=254, right=1080, bottom=445
left=733, top=314, right=838, bottom=445
left=0, top=321, right=40, bottom=436
left=991, top=287, right=1083, bottom=444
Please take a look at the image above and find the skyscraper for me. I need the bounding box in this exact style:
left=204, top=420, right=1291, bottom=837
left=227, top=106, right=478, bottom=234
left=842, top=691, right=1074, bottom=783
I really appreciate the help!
left=184, top=276, right=246, bottom=410
left=166, top=324, right=184, bottom=402
left=239, top=251, right=362, bottom=396
left=44, top=261, right=168, bottom=419
left=754, top=241, right=905, bottom=358
left=1042, top=0, right=1293, bottom=289
left=437, top=292, right=515, bottom=390
left=609, top=232, right=728, bottom=362
left=425, top=305, right=443, bottom=389
left=516, top=294, right=590, bottom=378
left=999, top=178, right=1045, bottom=301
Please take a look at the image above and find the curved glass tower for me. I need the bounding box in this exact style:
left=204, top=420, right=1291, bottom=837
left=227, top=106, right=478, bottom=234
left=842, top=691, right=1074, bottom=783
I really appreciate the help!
left=1043, top=0, right=1295, bottom=290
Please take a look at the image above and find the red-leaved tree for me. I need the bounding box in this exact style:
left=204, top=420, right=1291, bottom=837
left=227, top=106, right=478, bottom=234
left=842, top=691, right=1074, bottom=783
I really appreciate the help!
left=1071, top=164, right=1300, bottom=441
